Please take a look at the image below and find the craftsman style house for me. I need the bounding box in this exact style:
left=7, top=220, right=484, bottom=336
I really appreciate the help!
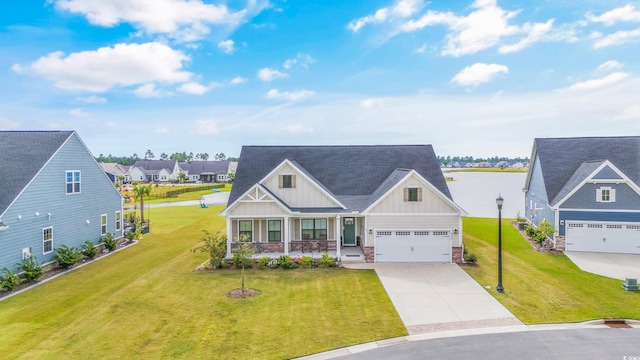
left=0, top=131, right=123, bottom=270
left=524, top=137, right=640, bottom=254
left=222, top=145, right=466, bottom=263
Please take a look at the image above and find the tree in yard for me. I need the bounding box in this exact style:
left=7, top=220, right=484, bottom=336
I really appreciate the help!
left=191, top=230, right=228, bottom=268
left=132, top=183, right=153, bottom=223
left=117, top=175, right=125, bottom=185
left=232, top=235, right=256, bottom=296
left=538, top=220, right=557, bottom=246
left=178, top=171, right=186, bottom=184
left=227, top=171, right=235, bottom=183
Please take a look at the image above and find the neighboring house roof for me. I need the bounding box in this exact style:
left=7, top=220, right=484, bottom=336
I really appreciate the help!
left=131, top=160, right=176, bottom=174
left=228, top=145, right=451, bottom=207
left=187, top=161, right=230, bottom=175
left=528, top=137, right=640, bottom=203
left=0, top=131, right=74, bottom=215
left=99, top=162, right=127, bottom=177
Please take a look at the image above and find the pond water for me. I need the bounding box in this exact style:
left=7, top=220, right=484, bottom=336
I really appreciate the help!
left=446, top=171, right=527, bottom=218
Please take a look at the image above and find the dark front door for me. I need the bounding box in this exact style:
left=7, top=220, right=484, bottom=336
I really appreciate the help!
left=343, top=217, right=356, bottom=246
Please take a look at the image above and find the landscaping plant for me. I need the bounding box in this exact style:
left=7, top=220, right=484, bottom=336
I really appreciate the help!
left=191, top=230, right=227, bottom=269
left=19, top=256, right=43, bottom=282
left=231, top=236, right=257, bottom=295
left=54, top=245, right=83, bottom=270
left=318, top=252, right=337, bottom=267
left=277, top=255, right=297, bottom=269
left=102, top=233, right=118, bottom=252
left=81, top=240, right=99, bottom=259
left=298, top=255, right=314, bottom=268
left=0, top=268, right=23, bottom=291
left=257, top=256, right=271, bottom=269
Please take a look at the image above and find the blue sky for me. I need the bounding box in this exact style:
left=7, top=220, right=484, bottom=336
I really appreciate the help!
left=1, top=0, right=639, bottom=158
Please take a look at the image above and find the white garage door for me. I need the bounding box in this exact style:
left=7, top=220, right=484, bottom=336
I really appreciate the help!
left=565, top=222, right=640, bottom=254
left=375, top=230, right=451, bottom=263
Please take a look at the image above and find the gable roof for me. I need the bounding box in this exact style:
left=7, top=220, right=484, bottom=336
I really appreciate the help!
left=187, top=160, right=230, bottom=175
left=228, top=145, right=451, bottom=207
left=530, top=137, right=640, bottom=203
left=0, top=131, right=74, bottom=215
left=131, top=160, right=177, bottom=173
left=99, top=162, right=127, bottom=176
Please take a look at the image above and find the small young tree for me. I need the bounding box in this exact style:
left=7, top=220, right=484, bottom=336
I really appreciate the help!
left=537, top=220, right=557, bottom=246
left=232, top=235, right=256, bottom=295
left=191, top=230, right=228, bottom=268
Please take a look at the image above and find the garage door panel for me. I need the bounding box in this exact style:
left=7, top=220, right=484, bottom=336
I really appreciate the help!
left=566, top=222, right=640, bottom=254
left=375, top=230, right=451, bottom=263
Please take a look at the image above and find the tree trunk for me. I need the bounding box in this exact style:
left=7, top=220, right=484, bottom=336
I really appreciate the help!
left=140, top=196, right=145, bottom=223
left=241, top=265, right=245, bottom=295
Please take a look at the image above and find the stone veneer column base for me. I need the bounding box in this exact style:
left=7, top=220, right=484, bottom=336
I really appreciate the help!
left=452, top=246, right=463, bottom=264
left=364, top=246, right=375, bottom=263
left=553, top=236, right=566, bottom=251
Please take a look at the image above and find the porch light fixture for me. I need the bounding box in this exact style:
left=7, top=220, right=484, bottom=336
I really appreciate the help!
left=496, top=194, right=504, bottom=294
left=0, top=220, right=8, bottom=231
left=453, top=228, right=458, bottom=235
left=368, top=228, right=373, bottom=235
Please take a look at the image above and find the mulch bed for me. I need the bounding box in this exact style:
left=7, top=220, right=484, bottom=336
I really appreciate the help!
left=0, top=240, right=136, bottom=301
left=226, top=288, right=262, bottom=298
left=511, top=221, right=563, bottom=254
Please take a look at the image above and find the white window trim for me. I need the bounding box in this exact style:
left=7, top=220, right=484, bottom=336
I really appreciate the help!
left=101, top=214, right=108, bottom=236
left=596, top=186, right=616, bottom=203
left=65, top=170, right=81, bottom=195
left=115, top=211, right=122, bottom=232
left=43, top=226, right=53, bottom=255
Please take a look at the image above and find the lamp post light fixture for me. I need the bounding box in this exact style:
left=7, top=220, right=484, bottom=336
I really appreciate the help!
left=496, top=194, right=505, bottom=294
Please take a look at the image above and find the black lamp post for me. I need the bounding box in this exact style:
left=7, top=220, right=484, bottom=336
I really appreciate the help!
left=496, top=194, right=504, bottom=293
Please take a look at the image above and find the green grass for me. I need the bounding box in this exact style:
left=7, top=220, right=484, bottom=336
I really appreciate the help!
left=122, top=183, right=232, bottom=204
left=0, top=206, right=405, bottom=359
left=461, top=217, right=640, bottom=324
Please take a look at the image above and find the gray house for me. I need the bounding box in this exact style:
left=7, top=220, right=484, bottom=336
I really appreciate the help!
left=187, top=161, right=230, bottom=183
left=0, top=131, right=123, bottom=270
left=222, top=145, right=466, bottom=263
left=524, top=137, right=640, bottom=254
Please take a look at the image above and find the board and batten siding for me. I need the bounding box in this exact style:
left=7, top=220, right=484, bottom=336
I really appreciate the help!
left=262, top=163, right=339, bottom=208
left=0, top=133, right=123, bottom=270
left=367, top=176, right=458, bottom=214
left=229, top=201, right=286, bottom=217
left=365, top=214, right=461, bottom=247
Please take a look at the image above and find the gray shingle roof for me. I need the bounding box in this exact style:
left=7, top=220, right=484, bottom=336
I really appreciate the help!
left=0, top=131, right=73, bottom=215
left=534, top=137, right=640, bottom=203
left=187, top=161, right=229, bottom=175
left=550, top=160, right=604, bottom=206
left=131, top=160, right=176, bottom=173
left=228, top=145, right=451, bottom=208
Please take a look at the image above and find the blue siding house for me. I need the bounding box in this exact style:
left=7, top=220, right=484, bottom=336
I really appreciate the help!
left=0, top=131, right=123, bottom=270
left=524, top=137, right=640, bottom=254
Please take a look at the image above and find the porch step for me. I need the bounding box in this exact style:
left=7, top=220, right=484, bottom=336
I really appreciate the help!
left=340, top=254, right=366, bottom=264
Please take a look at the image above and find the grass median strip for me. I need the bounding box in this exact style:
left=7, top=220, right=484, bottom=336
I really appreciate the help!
left=0, top=205, right=405, bottom=359
left=461, top=217, right=640, bottom=324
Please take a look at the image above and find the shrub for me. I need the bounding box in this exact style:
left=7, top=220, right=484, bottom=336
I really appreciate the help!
left=19, top=256, right=43, bottom=283
left=54, top=245, right=83, bottom=270
left=191, top=230, right=228, bottom=269
left=257, top=256, right=271, bottom=269
left=463, top=248, right=478, bottom=263
left=298, top=255, right=314, bottom=268
left=318, top=252, right=336, bottom=268
left=81, top=240, right=99, bottom=259
left=524, top=225, right=536, bottom=237
left=1, top=268, right=23, bottom=291
left=515, top=212, right=527, bottom=223
left=277, top=255, right=297, bottom=269
left=232, top=252, right=254, bottom=269
left=102, top=233, right=118, bottom=252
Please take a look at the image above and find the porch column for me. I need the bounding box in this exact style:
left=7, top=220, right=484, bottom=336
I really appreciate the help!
left=284, top=216, right=290, bottom=256
left=335, top=214, right=341, bottom=259
left=226, top=217, right=233, bottom=258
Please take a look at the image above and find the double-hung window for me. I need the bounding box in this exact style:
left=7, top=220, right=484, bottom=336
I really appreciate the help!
left=238, top=220, right=252, bottom=241
left=279, top=174, right=296, bottom=188
left=115, top=211, right=122, bottom=232
left=66, top=171, right=81, bottom=194
left=301, top=219, right=327, bottom=240
left=101, top=214, right=107, bottom=235
left=43, top=227, right=53, bottom=254
left=268, top=220, right=282, bottom=242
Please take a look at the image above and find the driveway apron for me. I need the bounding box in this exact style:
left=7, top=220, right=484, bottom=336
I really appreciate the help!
left=564, top=252, right=640, bottom=281
left=374, top=263, right=522, bottom=335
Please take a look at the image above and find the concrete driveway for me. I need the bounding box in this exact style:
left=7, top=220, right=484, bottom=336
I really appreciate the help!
left=374, top=263, right=522, bottom=335
left=564, top=251, right=640, bottom=280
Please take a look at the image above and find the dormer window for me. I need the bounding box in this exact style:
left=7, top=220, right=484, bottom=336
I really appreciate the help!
left=596, top=187, right=615, bottom=203
left=279, top=174, right=296, bottom=189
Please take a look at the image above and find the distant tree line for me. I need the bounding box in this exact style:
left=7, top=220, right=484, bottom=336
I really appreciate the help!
left=437, top=155, right=529, bottom=166
left=96, top=150, right=238, bottom=165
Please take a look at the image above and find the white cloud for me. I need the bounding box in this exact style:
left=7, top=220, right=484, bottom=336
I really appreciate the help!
left=134, top=83, right=164, bottom=98
left=14, top=42, right=192, bottom=92
left=283, top=53, right=315, bottom=70
left=230, top=76, right=247, bottom=85
left=591, top=28, right=640, bottom=48
left=0, top=117, right=20, bottom=129
left=565, top=72, right=629, bottom=91
left=498, top=20, right=554, bottom=53
left=265, top=89, right=315, bottom=102
left=69, top=108, right=89, bottom=116
left=451, top=63, right=508, bottom=87
left=257, top=67, right=288, bottom=81
left=77, top=95, right=107, bottom=104
left=348, top=0, right=423, bottom=32
left=281, top=123, right=314, bottom=133
left=586, top=4, right=640, bottom=26
left=53, top=0, right=268, bottom=42
left=153, top=127, right=170, bottom=134
left=218, top=39, right=235, bottom=54
left=415, top=44, right=428, bottom=53
left=598, top=60, right=623, bottom=72
left=360, top=98, right=376, bottom=108
left=192, top=120, right=219, bottom=135
left=177, top=81, right=211, bottom=95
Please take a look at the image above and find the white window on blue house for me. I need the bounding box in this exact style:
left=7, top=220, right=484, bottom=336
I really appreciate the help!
left=43, top=227, right=53, bottom=254
left=115, top=211, right=121, bottom=232
left=596, top=187, right=616, bottom=203
left=101, top=214, right=107, bottom=235
left=66, top=170, right=81, bottom=194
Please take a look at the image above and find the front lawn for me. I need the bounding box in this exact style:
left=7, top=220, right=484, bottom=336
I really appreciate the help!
left=0, top=206, right=405, bottom=359
left=122, top=183, right=232, bottom=204
left=462, top=217, right=640, bottom=324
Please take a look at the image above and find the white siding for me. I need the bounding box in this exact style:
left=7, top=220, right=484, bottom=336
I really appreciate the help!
left=229, top=201, right=286, bottom=217
left=368, top=175, right=458, bottom=214
left=263, top=163, right=340, bottom=208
